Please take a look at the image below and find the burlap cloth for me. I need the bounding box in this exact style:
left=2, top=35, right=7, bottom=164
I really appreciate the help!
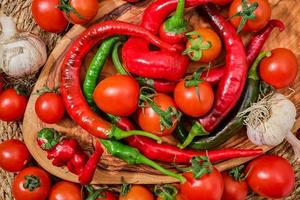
left=0, top=0, right=299, bottom=199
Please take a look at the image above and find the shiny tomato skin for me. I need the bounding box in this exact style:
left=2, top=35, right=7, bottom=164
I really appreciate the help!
left=12, top=167, right=51, bottom=200
left=119, top=185, right=154, bottom=200
left=93, top=75, right=140, bottom=117
left=229, top=0, right=271, bottom=32
left=48, top=181, right=82, bottom=200
left=66, top=0, right=99, bottom=24
left=138, top=93, right=178, bottom=136
left=245, top=155, right=295, bottom=198
left=180, top=168, right=224, bottom=200
left=35, top=93, right=65, bottom=124
left=0, top=139, right=31, bottom=172
left=174, top=80, right=214, bottom=117
left=221, top=173, right=248, bottom=200
left=0, top=89, right=28, bottom=122
left=32, top=0, right=68, bottom=33
left=259, top=48, right=298, bottom=89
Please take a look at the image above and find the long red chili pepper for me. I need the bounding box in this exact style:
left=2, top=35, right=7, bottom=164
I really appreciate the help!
left=179, top=4, right=248, bottom=148
left=201, top=19, right=285, bottom=85
left=61, top=20, right=179, bottom=141
left=126, top=136, right=263, bottom=164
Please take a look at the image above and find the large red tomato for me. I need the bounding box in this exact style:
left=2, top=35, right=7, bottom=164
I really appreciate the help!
left=245, top=155, right=295, bottom=198
left=12, top=167, right=51, bottom=200
left=32, top=0, right=68, bottom=33
left=48, top=181, right=82, bottom=200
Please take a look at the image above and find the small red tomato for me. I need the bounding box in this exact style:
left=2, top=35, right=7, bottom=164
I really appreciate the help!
left=12, top=167, right=51, bottom=200
left=32, top=0, right=68, bottom=33
left=48, top=181, right=82, bottom=200
left=0, top=88, right=27, bottom=121
left=259, top=48, right=298, bottom=89
left=174, top=80, right=214, bottom=117
left=62, top=0, right=99, bottom=24
left=245, top=155, right=295, bottom=199
left=138, top=93, right=180, bottom=136
left=93, top=75, right=140, bottom=117
left=119, top=185, right=154, bottom=200
left=222, top=172, right=248, bottom=200
left=0, top=139, right=31, bottom=172
left=35, top=92, right=65, bottom=124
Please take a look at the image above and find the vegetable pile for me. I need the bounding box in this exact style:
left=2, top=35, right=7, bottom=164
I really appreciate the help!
left=0, top=0, right=299, bottom=199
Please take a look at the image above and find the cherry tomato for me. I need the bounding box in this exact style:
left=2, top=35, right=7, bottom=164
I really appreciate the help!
left=119, top=185, right=154, bottom=200
left=12, top=167, right=51, bottom=200
left=245, top=155, right=295, bottom=199
left=174, top=80, right=214, bottom=117
left=138, top=93, right=179, bottom=136
left=259, top=48, right=298, bottom=89
left=93, top=75, right=140, bottom=117
left=35, top=92, right=65, bottom=124
left=48, top=181, right=82, bottom=200
left=229, top=0, right=271, bottom=32
left=62, top=0, right=99, bottom=24
left=0, top=88, right=27, bottom=121
left=32, top=0, right=68, bottom=33
left=222, top=172, right=248, bottom=200
left=180, top=168, right=224, bottom=200
left=185, top=28, right=222, bottom=62
left=0, top=139, right=31, bottom=172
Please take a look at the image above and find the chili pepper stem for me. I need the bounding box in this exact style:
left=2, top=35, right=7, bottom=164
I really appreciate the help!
left=248, top=51, right=271, bottom=80
left=163, top=0, right=187, bottom=33
left=178, top=122, right=208, bottom=149
left=111, top=126, right=162, bottom=143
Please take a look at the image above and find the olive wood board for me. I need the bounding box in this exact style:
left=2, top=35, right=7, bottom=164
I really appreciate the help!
left=23, top=0, right=300, bottom=184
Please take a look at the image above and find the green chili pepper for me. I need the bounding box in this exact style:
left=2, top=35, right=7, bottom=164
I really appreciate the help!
left=100, top=139, right=186, bottom=183
left=112, top=41, right=129, bottom=75
left=83, top=36, right=120, bottom=106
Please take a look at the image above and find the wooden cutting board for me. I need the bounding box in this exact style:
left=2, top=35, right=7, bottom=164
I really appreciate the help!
left=23, top=0, right=300, bottom=184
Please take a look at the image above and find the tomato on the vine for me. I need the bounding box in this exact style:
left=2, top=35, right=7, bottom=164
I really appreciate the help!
left=0, top=88, right=28, bottom=122
left=174, top=79, right=214, bottom=117
left=259, top=48, right=298, bottom=89
left=229, top=0, right=271, bottom=32
left=119, top=185, right=154, bottom=200
left=35, top=92, right=65, bottom=124
left=32, top=0, right=68, bottom=33
left=138, top=93, right=180, bottom=136
left=48, top=181, right=82, bottom=200
left=12, top=167, right=51, bottom=200
left=245, top=155, right=295, bottom=199
left=93, top=75, right=140, bottom=117
left=0, top=139, right=31, bottom=172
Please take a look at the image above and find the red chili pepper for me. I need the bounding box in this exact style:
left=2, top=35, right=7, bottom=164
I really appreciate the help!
left=67, top=151, right=89, bottom=175
left=79, top=141, right=103, bottom=185
left=136, top=77, right=177, bottom=93
left=61, top=20, right=178, bottom=142
left=201, top=19, right=285, bottom=85
left=126, top=136, right=263, bottom=164
left=179, top=4, right=248, bottom=149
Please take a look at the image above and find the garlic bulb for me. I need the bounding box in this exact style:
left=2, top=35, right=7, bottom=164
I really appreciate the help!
left=0, top=15, right=47, bottom=77
left=242, top=93, right=300, bottom=158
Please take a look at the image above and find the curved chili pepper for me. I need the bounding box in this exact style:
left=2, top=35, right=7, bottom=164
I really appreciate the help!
left=126, top=136, right=263, bottom=164
left=178, top=4, right=248, bottom=149
left=61, top=20, right=179, bottom=142
left=201, top=19, right=285, bottom=85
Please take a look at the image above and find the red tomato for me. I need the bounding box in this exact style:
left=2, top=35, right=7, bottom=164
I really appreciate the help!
left=119, top=185, right=154, bottom=200
left=174, top=80, right=214, bottom=117
left=97, top=190, right=118, bottom=200
left=35, top=92, right=65, bottom=124
left=229, top=0, right=271, bottom=32
left=259, top=48, right=298, bottom=89
left=0, top=139, right=31, bottom=172
left=63, top=0, right=99, bottom=24
left=222, top=172, right=248, bottom=200
left=180, top=168, right=224, bottom=200
left=138, top=93, right=179, bottom=136
left=0, top=88, right=27, bottom=121
left=245, top=155, right=295, bottom=198
left=48, top=181, right=82, bottom=200
left=32, top=0, right=68, bottom=33
left=12, top=167, right=51, bottom=200
left=93, top=75, right=140, bottom=117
